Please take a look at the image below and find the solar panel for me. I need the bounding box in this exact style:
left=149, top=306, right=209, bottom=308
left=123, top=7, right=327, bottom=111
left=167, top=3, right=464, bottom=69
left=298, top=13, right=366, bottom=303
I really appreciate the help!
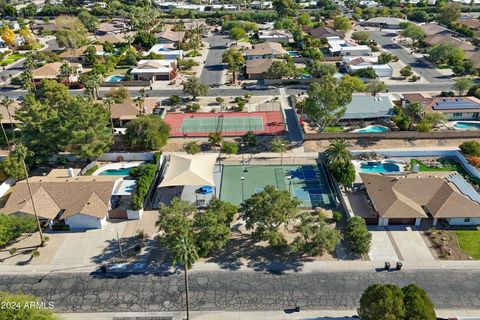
left=432, top=98, right=480, bottom=110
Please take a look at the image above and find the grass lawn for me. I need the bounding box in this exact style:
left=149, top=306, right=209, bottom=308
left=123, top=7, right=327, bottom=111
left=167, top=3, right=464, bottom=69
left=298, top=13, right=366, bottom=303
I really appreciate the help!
left=455, top=229, right=480, bottom=259
left=238, top=37, right=250, bottom=43
left=324, top=126, right=345, bottom=133
left=0, top=53, right=24, bottom=66
left=411, top=159, right=480, bottom=186
left=107, top=67, right=130, bottom=77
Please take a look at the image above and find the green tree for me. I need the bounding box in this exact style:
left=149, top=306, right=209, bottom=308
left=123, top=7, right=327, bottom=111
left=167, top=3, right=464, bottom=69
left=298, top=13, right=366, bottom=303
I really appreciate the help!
left=55, top=15, right=88, bottom=53
left=0, top=145, right=32, bottom=180
left=309, top=61, right=337, bottom=78
left=208, top=132, right=223, bottom=148
left=324, top=139, right=352, bottom=164
left=292, top=214, right=342, bottom=256
left=240, top=185, right=300, bottom=248
left=460, top=140, right=480, bottom=156
left=400, top=65, right=413, bottom=77
left=185, top=141, right=201, bottom=154
left=437, top=2, right=461, bottom=25
left=378, top=52, right=395, bottom=64
left=366, top=81, right=387, bottom=96
left=351, top=31, right=370, bottom=42
left=400, top=22, right=425, bottom=44
left=346, top=216, right=372, bottom=254
left=171, top=235, right=198, bottom=320
left=304, top=75, right=354, bottom=131
left=402, top=284, right=436, bottom=320
left=133, top=31, right=157, bottom=48
left=423, top=112, right=447, bottom=126
left=183, top=77, right=208, bottom=100
left=453, top=77, right=473, bottom=95
left=221, top=141, right=239, bottom=155
left=222, top=48, right=245, bottom=83
left=124, top=115, right=170, bottom=150
left=407, top=102, right=423, bottom=125
left=329, top=161, right=356, bottom=188
left=334, top=16, right=352, bottom=32
left=77, top=10, right=99, bottom=32
left=0, top=292, right=59, bottom=320
left=270, top=137, right=287, bottom=152
left=428, top=43, right=464, bottom=66
left=105, top=86, right=130, bottom=103
left=242, top=131, right=256, bottom=147
left=358, top=284, right=406, bottom=320
left=20, top=3, right=37, bottom=18
left=273, top=0, right=299, bottom=17
left=79, top=72, right=101, bottom=99
left=341, top=75, right=366, bottom=92
left=229, top=27, right=247, bottom=42
left=60, top=62, right=73, bottom=80
left=265, top=60, right=298, bottom=79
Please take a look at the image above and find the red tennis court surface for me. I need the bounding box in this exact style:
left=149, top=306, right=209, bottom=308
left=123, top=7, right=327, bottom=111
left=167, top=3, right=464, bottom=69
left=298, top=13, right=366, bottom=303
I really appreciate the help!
left=164, top=112, right=285, bottom=137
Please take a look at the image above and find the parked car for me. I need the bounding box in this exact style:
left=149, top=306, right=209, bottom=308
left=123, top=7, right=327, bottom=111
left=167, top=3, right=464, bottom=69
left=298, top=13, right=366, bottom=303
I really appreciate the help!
left=243, top=84, right=275, bottom=90
left=196, top=186, right=214, bottom=194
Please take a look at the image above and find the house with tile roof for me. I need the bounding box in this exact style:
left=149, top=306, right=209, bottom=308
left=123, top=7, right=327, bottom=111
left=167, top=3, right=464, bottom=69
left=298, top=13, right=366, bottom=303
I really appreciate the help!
left=245, top=42, right=287, bottom=60
left=361, top=172, right=480, bottom=226
left=404, top=94, right=480, bottom=120
left=130, top=59, right=177, bottom=81
left=32, top=61, right=83, bottom=82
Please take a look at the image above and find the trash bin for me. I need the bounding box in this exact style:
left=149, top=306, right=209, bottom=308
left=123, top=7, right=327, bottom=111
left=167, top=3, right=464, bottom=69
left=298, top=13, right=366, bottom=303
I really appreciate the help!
left=294, top=306, right=300, bottom=312
left=100, top=265, right=107, bottom=273
left=384, top=261, right=391, bottom=270
left=396, top=261, right=402, bottom=270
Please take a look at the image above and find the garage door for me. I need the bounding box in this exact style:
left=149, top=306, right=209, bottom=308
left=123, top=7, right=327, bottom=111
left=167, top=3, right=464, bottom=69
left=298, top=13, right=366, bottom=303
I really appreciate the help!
left=389, top=218, right=416, bottom=225
left=108, top=209, right=128, bottom=219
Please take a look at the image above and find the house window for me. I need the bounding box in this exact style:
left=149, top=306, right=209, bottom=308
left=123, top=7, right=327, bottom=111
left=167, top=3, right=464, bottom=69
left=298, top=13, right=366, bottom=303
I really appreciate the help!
left=453, top=112, right=463, bottom=117
left=465, top=218, right=471, bottom=223
left=474, top=112, right=479, bottom=118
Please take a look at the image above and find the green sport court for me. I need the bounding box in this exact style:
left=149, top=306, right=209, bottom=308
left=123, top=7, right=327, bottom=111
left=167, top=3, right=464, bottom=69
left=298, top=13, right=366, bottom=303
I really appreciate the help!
left=180, top=116, right=264, bottom=133
left=219, top=165, right=336, bottom=209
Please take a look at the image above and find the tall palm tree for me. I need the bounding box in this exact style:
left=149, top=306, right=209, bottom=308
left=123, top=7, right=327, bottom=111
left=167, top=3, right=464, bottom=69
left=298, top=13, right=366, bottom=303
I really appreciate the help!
left=1, top=97, right=16, bottom=136
left=171, top=235, right=199, bottom=320
left=324, top=139, right=352, bottom=165
left=0, top=114, right=10, bottom=147
left=134, top=96, right=145, bottom=115
left=270, top=137, right=287, bottom=153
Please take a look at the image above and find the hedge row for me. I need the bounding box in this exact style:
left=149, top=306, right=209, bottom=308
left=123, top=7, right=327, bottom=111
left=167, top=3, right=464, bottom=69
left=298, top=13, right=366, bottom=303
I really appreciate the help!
left=131, top=164, right=158, bottom=210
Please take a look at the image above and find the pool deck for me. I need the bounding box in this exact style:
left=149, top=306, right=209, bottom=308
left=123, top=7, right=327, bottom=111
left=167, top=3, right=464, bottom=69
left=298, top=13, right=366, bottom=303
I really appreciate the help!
left=93, top=161, right=144, bottom=176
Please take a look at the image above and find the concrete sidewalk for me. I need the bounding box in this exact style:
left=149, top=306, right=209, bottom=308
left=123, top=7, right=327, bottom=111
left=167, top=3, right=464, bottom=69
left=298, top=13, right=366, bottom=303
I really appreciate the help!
left=59, top=309, right=480, bottom=320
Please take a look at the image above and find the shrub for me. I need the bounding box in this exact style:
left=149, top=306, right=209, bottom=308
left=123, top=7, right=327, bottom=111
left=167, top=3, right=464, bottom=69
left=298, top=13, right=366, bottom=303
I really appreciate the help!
left=346, top=217, right=371, bottom=254
left=131, top=164, right=158, bottom=210
left=186, top=103, right=201, bottom=112
left=468, top=156, right=480, bottom=168
left=169, top=95, right=181, bottom=106
left=237, top=101, right=245, bottom=111
left=460, top=141, right=480, bottom=157
left=153, top=151, right=162, bottom=164
left=332, top=211, right=343, bottom=222
left=416, top=120, right=433, bottom=132
left=84, top=164, right=98, bottom=176
left=242, top=131, right=256, bottom=147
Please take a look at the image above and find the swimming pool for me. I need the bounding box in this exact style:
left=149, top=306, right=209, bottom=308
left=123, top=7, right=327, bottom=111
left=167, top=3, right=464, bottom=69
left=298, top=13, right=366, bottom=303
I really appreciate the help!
left=106, top=75, right=124, bottom=83
left=360, top=162, right=400, bottom=173
left=351, top=125, right=389, bottom=133
left=453, top=121, right=480, bottom=130
left=287, top=51, right=300, bottom=57
left=99, top=168, right=133, bottom=176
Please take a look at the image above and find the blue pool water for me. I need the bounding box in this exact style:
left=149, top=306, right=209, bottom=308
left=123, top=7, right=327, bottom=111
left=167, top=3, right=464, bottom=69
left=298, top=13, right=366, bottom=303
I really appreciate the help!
left=360, top=162, right=400, bottom=173
left=453, top=122, right=480, bottom=130
left=99, top=168, right=132, bottom=176
left=353, top=125, right=388, bottom=133
left=287, top=51, right=300, bottom=57
left=106, top=75, right=124, bottom=83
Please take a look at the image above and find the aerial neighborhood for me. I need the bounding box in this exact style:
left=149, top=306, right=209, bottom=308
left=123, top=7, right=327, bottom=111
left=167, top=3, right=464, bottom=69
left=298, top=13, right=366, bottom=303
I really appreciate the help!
left=1, top=0, right=480, bottom=319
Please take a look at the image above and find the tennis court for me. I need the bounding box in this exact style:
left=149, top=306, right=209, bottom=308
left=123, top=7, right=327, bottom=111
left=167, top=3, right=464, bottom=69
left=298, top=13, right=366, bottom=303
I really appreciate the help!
left=164, top=112, right=284, bottom=137
left=220, top=165, right=336, bottom=209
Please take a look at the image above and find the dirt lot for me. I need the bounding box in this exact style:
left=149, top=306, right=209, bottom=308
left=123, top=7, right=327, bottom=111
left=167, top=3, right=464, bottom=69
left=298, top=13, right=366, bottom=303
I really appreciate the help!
left=423, top=229, right=471, bottom=260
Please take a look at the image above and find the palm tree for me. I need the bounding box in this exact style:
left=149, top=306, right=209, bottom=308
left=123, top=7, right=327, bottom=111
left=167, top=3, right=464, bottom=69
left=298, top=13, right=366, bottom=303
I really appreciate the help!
left=1, top=97, right=16, bottom=136
left=271, top=137, right=288, bottom=166
left=0, top=114, right=10, bottom=147
left=60, top=62, right=73, bottom=80
left=324, top=139, right=352, bottom=165
left=134, top=96, right=145, bottom=115
left=407, top=102, right=423, bottom=128
left=104, top=97, right=116, bottom=138
left=208, top=132, right=223, bottom=148
left=171, top=235, right=198, bottom=320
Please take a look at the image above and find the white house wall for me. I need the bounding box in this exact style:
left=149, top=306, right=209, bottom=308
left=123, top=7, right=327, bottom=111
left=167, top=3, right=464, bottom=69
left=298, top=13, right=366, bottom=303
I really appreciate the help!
left=447, top=218, right=480, bottom=226
left=64, top=214, right=105, bottom=229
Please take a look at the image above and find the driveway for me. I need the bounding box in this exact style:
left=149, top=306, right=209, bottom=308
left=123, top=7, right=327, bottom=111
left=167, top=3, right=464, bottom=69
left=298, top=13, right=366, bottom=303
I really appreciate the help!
left=52, top=221, right=127, bottom=266
left=199, top=34, right=229, bottom=86
left=388, top=226, right=435, bottom=262
left=368, top=226, right=398, bottom=262
left=369, top=30, right=453, bottom=84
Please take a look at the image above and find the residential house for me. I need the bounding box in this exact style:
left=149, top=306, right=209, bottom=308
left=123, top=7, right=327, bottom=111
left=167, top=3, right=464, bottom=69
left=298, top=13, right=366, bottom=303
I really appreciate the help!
left=328, top=37, right=371, bottom=56
left=245, top=42, right=287, bottom=60
left=145, top=44, right=183, bottom=60
left=421, top=23, right=455, bottom=37
left=309, top=26, right=345, bottom=40
left=258, top=30, right=293, bottom=43
left=0, top=100, right=19, bottom=128
left=156, top=30, right=185, bottom=44
left=340, top=95, right=394, bottom=121
left=58, top=45, right=105, bottom=63
left=423, top=35, right=475, bottom=52
left=95, top=33, right=128, bottom=44
left=32, top=61, right=82, bottom=82
left=108, top=101, right=147, bottom=127
left=459, top=18, right=480, bottom=33
left=361, top=172, right=480, bottom=226
left=465, top=51, right=480, bottom=69
left=2, top=169, right=122, bottom=229
left=250, top=1, right=273, bottom=9
left=96, top=20, right=130, bottom=36
left=246, top=59, right=274, bottom=79
left=423, top=96, right=480, bottom=120
left=130, top=59, right=177, bottom=81
left=343, top=56, right=393, bottom=78
left=360, top=17, right=408, bottom=29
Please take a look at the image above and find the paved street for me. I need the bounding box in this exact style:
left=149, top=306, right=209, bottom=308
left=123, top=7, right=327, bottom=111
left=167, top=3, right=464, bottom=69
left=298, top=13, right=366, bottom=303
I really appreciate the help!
left=1, top=270, right=480, bottom=312
left=199, top=35, right=229, bottom=86
left=369, top=31, right=453, bottom=84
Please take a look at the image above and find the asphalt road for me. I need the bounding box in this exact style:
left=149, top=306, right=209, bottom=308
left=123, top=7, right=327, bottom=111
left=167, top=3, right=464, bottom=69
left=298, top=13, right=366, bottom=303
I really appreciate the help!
left=1, top=270, right=479, bottom=312
left=369, top=30, right=454, bottom=84
left=199, top=35, right=229, bottom=86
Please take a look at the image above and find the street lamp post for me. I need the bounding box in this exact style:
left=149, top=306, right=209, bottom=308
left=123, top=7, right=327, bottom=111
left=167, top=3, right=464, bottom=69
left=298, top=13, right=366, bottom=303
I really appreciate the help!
left=280, top=143, right=285, bottom=167
left=287, top=175, right=292, bottom=195
left=241, top=176, right=245, bottom=202
left=240, top=143, right=245, bottom=165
